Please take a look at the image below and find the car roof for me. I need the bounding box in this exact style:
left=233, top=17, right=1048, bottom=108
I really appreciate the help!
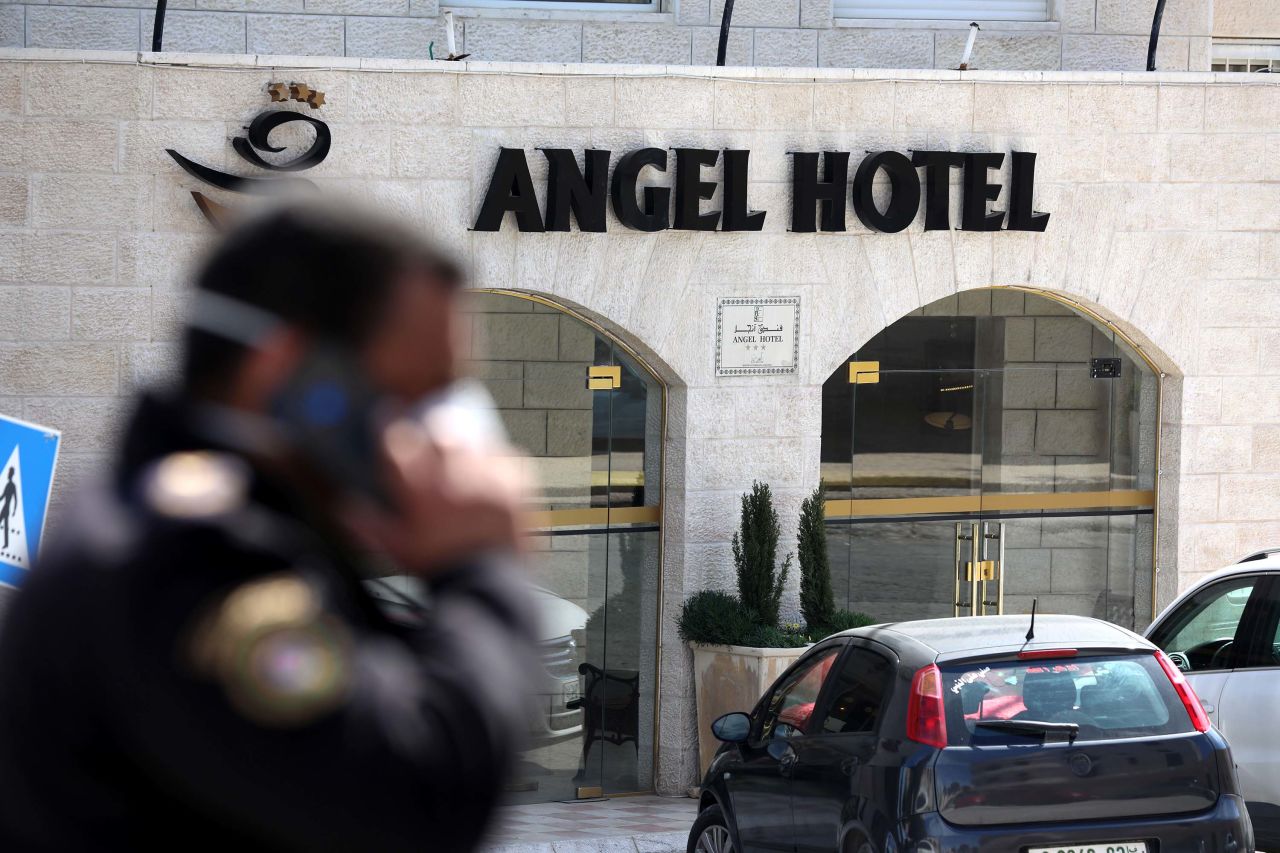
left=1147, top=547, right=1280, bottom=632
left=1214, top=548, right=1280, bottom=574
left=840, top=614, right=1151, bottom=665
left=1164, top=548, right=1280, bottom=604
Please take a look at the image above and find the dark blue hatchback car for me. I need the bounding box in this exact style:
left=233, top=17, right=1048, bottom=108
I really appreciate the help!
left=689, top=614, right=1253, bottom=853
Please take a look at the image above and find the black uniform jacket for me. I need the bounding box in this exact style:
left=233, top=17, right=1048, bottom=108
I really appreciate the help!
left=0, top=393, right=539, bottom=852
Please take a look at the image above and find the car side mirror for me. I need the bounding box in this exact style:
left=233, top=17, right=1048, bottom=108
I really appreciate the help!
left=712, top=712, right=752, bottom=743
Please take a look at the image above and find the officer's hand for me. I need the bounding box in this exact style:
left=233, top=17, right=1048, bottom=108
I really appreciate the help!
left=348, top=419, right=530, bottom=575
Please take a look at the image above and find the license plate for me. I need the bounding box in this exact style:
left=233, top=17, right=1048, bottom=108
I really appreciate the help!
left=1027, top=844, right=1148, bottom=853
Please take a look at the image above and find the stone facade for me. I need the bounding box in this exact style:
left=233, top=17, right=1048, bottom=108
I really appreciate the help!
left=1, top=50, right=1279, bottom=792
left=0, top=0, right=1223, bottom=71
left=1214, top=0, right=1280, bottom=40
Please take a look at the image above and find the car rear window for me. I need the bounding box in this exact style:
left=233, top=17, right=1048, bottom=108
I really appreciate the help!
left=941, top=654, right=1195, bottom=746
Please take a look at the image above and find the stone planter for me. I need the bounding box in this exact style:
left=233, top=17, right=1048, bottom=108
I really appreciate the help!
left=690, top=643, right=808, bottom=776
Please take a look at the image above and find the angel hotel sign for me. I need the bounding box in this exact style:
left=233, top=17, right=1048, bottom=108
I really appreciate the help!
left=717, top=298, right=800, bottom=377
left=473, top=147, right=1050, bottom=234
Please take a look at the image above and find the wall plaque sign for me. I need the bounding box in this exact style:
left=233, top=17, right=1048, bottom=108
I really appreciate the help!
left=716, top=297, right=800, bottom=377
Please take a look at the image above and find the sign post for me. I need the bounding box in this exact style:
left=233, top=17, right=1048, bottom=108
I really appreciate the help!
left=0, top=415, right=60, bottom=589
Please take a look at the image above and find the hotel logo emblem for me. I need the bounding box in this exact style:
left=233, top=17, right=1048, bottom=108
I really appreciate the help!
left=165, top=83, right=331, bottom=227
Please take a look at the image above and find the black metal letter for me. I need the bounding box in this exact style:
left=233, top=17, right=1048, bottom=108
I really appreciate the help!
left=542, top=148, right=610, bottom=233
left=1006, top=151, right=1050, bottom=232
left=673, top=148, right=721, bottom=232
left=962, top=152, right=1006, bottom=232
left=911, top=150, right=964, bottom=231
left=610, top=148, right=671, bottom=232
left=790, top=152, right=849, bottom=233
left=721, top=150, right=765, bottom=232
left=232, top=110, right=331, bottom=172
left=473, top=147, right=544, bottom=233
left=851, top=151, right=920, bottom=234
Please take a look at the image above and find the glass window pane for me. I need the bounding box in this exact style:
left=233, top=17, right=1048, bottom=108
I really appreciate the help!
left=592, top=528, right=660, bottom=793
left=760, top=649, right=840, bottom=740
left=518, top=532, right=605, bottom=801
left=842, top=520, right=958, bottom=622
left=821, top=289, right=1157, bottom=625
left=463, top=292, right=661, bottom=801
left=1149, top=577, right=1256, bottom=672
left=819, top=648, right=893, bottom=734
left=1265, top=584, right=1280, bottom=668
left=942, top=655, right=1191, bottom=746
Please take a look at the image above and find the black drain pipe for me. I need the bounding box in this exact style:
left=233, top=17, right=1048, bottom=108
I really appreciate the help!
left=1146, top=0, right=1167, bottom=70
left=716, top=0, right=735, bottom=66
left=151, top=0, right=167, bottom=52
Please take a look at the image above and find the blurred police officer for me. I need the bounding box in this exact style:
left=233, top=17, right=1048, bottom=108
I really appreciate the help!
left=0, top=205, right=538, bottom=852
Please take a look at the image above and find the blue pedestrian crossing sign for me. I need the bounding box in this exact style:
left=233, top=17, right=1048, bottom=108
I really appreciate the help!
left=0, top=414, right=61, bottom=589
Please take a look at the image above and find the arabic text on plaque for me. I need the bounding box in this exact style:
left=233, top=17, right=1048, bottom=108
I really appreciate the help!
left=715, top=297, right=800, bottom=377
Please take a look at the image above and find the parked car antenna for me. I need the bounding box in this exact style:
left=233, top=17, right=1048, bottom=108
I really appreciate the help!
left=1025, top=599, right=1037, bottom=642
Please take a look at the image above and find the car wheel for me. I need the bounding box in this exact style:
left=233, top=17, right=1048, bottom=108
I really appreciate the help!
left=688, top=805, right=735, bottom=853
left=846, top=836, right=874, bottom=853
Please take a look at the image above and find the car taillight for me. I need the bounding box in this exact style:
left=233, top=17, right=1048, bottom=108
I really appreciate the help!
left=1155, top=650, right=1211, bottom=732
left=907, top=664, right=948, bottom=749
left=1018, top=648, right=1077, bottom=660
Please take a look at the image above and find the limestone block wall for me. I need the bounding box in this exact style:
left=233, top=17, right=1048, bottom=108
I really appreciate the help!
left=1214, top=0, right=1280, bottom=40
left=0, top=0, right=1218, bottom=71
left=0, top=51, right=1277, bottom=791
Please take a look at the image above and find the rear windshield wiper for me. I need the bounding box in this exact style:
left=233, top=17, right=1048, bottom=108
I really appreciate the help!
left=973, top=719, right=1079, bottom=743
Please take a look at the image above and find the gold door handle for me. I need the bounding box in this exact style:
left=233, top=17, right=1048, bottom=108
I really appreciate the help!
left=977, top=521, right=1006, bottom=616
left=954, top=522, right=970, bottom=615
left=965, top=560, right=996, bottom=581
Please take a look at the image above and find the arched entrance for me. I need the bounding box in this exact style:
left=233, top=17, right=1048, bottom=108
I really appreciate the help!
left=462, top=290, right=664, bottom=803
left=821, top=288, right=1159, bottom=631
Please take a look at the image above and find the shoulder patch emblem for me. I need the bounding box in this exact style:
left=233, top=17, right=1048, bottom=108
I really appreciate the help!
left=144, top=451, right=249, bottom=519
left=191, top=573, right=351, bottom=727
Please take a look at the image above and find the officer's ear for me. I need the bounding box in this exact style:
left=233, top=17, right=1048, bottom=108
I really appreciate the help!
left=231, top=327, right=309, bottom=412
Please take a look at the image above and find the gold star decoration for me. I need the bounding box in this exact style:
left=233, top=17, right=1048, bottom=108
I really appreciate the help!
left=289, top=83, right=312, bottom=103
left=267, top=82, right=290, bottom=102
left=305, top=90, right=325, bottom=109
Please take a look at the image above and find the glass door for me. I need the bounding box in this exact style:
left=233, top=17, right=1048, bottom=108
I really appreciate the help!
left=828, top=363, right=987, bottom=624
left=463, top=292, right=662, bottom=804
left=831, top=362, right=1120, bottom=621
left=822, top=290, right=1158, bottom=630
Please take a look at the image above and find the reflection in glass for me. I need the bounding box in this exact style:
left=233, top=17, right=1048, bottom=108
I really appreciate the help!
left=823, top=290, right=1158, bottom=631
left=463, top=292, right=661, bottom=803
left=838, top=521, right=957, bottom=623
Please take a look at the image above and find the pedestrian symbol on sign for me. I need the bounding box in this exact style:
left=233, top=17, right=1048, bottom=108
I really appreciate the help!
left=0, top=415, right=60, bottom=588
left=0, top=453, right=25, bottom=568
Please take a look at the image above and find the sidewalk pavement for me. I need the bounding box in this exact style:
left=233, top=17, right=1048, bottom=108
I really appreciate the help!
left=483, top=795, right=698, bottom=853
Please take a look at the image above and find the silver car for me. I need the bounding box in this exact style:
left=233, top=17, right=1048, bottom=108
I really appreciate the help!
left=1146, top=549, right=1280, bottom=849
left=363, top=576, right=587, bottom=745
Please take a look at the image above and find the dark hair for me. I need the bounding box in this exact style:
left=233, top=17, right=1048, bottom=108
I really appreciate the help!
left=182, top=203, right=462, bottom=395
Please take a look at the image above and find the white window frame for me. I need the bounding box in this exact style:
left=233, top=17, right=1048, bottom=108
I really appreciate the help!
left=446, top=0, right=659, bottom=11
left=1212, top=40, right=1280, bottom=72
left=832, top=0, right=1050, bottom=23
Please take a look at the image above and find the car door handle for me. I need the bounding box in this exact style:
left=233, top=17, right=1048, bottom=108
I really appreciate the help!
left=1202, top=702, right=1216, bottom=714
left=767, top=739, right=798, bottom=775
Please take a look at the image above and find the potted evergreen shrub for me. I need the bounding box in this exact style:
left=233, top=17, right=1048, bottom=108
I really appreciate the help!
left=680, top=481, right=808, bottom=775
left=679, top=483, right=877, bottom=775
left=798, top=485, right=876, bottom=637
